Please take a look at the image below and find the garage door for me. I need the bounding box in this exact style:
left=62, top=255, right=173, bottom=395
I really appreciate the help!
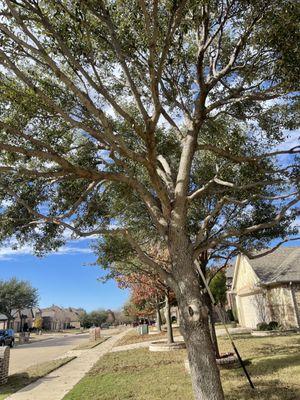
left=239, top=295, right=261, bottom=329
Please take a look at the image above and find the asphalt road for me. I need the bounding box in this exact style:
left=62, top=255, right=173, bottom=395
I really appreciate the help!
left=9, top=333, right=89, bottom=375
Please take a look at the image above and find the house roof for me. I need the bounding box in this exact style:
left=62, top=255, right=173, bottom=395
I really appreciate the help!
left=41, top=306, right=83, bottom=322
left=246, top=246, right=300, bottom=284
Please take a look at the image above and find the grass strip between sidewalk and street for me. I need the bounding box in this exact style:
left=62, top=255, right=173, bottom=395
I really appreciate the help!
left=73, top=336, right=110, bottom=350
left=0, top=357, right=76, bottom=400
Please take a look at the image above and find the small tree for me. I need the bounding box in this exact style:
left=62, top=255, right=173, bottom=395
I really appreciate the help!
left=0, top=278, right=39, bottom=328
left=118, top=273, right=169, bottom=336
left=78, top=309, right=108, bottom=328
left=209, top=270, right=227, bottom=308
left=207, top=269, right=228, bottom=358
left=89, top=309, right=108, bottom=327
left=33, top=316, right=43, bottom=330
left=78, top=311, right=93, bottom=329
left=123, top=299, right=141, bottom=323
left=106, top=309, right=116, bottom=325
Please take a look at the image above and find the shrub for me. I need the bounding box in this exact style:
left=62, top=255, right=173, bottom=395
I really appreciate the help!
left=268, top=321, right=279, bottom=330
left=256, top=322, right=269, bottom=331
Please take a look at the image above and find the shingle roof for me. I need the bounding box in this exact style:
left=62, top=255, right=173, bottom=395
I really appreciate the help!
left=246, top=246, right=300, bottom=284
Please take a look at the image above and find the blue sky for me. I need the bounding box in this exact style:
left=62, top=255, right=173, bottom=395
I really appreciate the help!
left=0, top=238, right=129, bottom=312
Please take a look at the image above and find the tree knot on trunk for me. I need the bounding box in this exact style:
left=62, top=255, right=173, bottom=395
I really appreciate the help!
left=186, top=299, right=208, bottom=322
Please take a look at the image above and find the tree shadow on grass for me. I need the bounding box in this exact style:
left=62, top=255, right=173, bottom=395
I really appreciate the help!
left=252, top=342, right=300, bottom=357
left=250, top=353, right=300, bottom=376
left=225, top=379, right=300, bottom=400
left=0, top=372, right=31, bottom=397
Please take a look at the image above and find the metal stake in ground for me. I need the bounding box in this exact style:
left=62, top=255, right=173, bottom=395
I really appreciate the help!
left=195, top=260, right=255, bottom=390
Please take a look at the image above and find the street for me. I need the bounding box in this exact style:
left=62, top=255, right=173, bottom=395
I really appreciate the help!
left=9, top=333, right=89, bottom=375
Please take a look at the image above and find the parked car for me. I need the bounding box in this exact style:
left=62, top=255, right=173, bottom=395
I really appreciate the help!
left=0, top=329, right=15, bottom=347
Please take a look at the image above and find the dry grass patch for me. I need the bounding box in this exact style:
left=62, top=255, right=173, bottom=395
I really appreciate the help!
left=0, top=357, right=76, bottom=400
left=64, top=333, right=300, bottom=400
left=74, top=337, right=109, bottom=350
left=64, top=348, right=191, bottom=400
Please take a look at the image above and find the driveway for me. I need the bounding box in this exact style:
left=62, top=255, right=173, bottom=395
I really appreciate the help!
left=9, top=333, right=89, bottom=375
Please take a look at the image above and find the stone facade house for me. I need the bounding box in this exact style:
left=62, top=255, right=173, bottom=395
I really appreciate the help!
left=230, top=247, right=300, bottom=329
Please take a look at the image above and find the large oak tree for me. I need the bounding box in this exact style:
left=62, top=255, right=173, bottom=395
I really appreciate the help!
left=0, top=1, right=299, bottom=398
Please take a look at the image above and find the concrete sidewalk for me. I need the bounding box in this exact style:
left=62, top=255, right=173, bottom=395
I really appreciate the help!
left=7, top=329, right=129, bottom=400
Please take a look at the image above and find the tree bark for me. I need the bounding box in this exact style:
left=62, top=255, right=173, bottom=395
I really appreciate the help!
left=156, top=304, right=162, bottom=332
left=208, top=302, right=221, bottom=359
left=168, top=235, right=224, bottom=400
left=6, top=314, right=13, bottom=330
left=165, top=291, right=174, bottom=344
left=178, top=294, right=224, bottom=400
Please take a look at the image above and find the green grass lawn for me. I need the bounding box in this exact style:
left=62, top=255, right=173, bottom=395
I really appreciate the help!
left=64, top=333, right=300, bottom=400
left=0, top=357, right=76, bottom=400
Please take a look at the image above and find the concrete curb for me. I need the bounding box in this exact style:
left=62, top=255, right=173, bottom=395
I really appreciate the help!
left=149, top=341, right=186, bottom=352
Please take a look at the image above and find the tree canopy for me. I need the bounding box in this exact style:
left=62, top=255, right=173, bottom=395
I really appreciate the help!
left=0, top=277, right=39, bottom=322
left=78, top=309, right=109, bottom=328
left=0, top=0, right=298, bottom=264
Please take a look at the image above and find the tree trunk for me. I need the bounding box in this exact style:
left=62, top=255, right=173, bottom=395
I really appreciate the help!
left=165, top=291, right=174, bottom=344
left=7, top=317, right=11, bottom=330
left=167, top=228, right=224, bottom=399
left=178, top=295, right=224, bottom=400
left=156, top=305, right=162, bottom=332
left=208, top=302, right=221, bottom=359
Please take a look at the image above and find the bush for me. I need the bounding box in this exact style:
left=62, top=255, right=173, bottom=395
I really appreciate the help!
left=268, top=321, right=279, bottom=330
left=256, top=322, right=269, bottom=331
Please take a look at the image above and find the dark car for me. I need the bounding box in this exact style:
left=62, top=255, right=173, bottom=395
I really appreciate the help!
left=0, top=329, right=15, bottom=347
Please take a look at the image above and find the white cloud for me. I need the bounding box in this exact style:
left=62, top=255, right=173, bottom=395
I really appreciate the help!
left=0, top=243, right=93, bottom=261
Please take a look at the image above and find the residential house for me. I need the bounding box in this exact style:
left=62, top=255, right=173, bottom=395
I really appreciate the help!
left=64, top=307, right=83, bottom=329
left=230, top=247, right=300, bottom=329
left=0, top=314, right=7, bottom=330
left=12, top=308, right=42, bottom=331
left=41, top=306, right=83, bottom=330
left=0, top=308, right=42, bottom=331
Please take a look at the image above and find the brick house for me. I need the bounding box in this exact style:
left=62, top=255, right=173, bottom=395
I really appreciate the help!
left=41, top=306, right=83, bottom=330
left=12, top=308, right=42, bottom=331
left=229, top=247, right=300, bottom=329
left=0, top=308, right=42, bottom=331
